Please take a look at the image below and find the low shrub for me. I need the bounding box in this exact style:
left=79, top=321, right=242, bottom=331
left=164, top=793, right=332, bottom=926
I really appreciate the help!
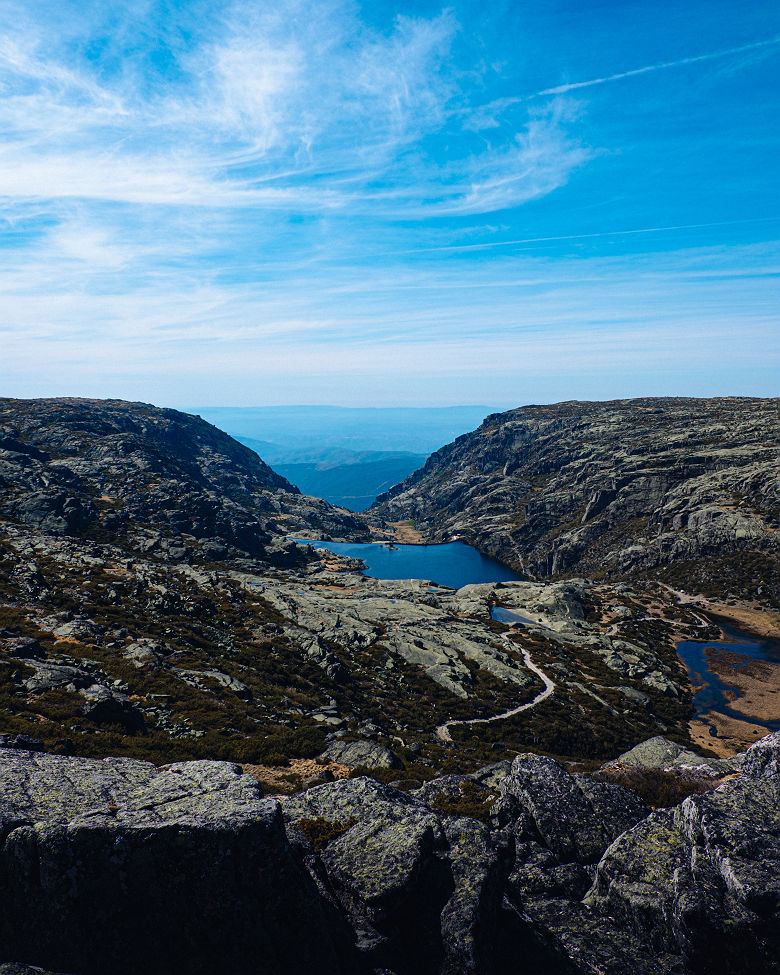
left=430, top=781, right=497, bottom=823
left=589, top=765, right=719, bottom=808
left=296, top=817, right=357, bottom=854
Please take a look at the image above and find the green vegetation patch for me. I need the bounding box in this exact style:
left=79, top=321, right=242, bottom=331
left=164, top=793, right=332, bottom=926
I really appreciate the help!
left=430, top=781, right=497, bottom=823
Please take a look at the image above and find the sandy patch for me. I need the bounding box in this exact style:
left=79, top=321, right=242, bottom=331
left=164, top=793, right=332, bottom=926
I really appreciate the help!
left=705, top=604, right=780, bottom=641
left=657, top=585, right=780, bottom=640
left=242, top=757, right=350, bottom=794
left=705, top=649, right=780, bottom=725
left=689, top=713, right=769, bottom=756
left=388, top=521, right=425, bottom=544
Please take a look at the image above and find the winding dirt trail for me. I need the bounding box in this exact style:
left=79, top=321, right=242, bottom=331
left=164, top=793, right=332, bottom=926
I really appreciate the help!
left=436, top=634, right=555, bottom=743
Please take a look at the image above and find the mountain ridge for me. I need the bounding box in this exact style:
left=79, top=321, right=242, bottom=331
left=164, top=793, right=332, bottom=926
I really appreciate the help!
left=369, top=396, right=780, bottom=605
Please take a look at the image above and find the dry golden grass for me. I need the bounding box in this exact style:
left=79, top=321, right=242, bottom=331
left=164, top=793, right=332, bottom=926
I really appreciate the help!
left=242, top=757, right=350, bottom=795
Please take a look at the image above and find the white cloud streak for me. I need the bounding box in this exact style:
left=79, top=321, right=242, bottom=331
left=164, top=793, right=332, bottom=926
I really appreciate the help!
left=536, top=35, right=780, bottom=96
left=403, top=217, right=780, bottom=254
left=464, top=34, right=780, bottom=132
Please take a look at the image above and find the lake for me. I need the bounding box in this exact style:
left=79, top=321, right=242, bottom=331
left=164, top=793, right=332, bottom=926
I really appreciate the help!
left=677, top=622, right=780, bottom=734
left=293, top=539, right=524, bottom=590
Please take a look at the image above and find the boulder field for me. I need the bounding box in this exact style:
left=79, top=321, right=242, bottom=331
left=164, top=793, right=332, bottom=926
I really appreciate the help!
left=0, top=732, right=777, bottom=975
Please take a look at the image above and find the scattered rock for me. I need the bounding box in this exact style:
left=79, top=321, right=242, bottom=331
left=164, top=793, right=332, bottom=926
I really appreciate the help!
left=605, top=735, right=743, bottom=776
left=78, top=684, right=145, bottom=731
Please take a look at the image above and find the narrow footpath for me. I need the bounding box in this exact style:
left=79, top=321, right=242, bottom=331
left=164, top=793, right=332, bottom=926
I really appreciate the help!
left=436, top=633, right=555, bottom=743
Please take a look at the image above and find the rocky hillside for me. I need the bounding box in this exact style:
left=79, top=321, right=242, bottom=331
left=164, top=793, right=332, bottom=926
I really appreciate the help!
left=0, top=732, right=777, bottom=975
left=3, top=396, right=740, bottom=771
left=370, top=397, right=780, bottom=603
left=0, top=397, right=369, bottom=563
left=1, top=397, right=778, bottom=974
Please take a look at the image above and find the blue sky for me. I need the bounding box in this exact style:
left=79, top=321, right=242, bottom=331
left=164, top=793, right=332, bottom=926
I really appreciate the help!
left=1, top=0, right=778, bottom=407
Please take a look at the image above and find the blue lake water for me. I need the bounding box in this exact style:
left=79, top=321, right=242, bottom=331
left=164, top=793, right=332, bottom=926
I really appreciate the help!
left=676, top=623, right=780, bottom=734
left=296, top=536, right=778, bottom=734
left=293, top=539, right=524, bottom=590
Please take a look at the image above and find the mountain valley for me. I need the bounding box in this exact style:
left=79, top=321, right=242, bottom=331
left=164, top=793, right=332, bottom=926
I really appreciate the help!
left=0, top=395, right=778, bottom=975
left=369, top=397, right=779, bottom=606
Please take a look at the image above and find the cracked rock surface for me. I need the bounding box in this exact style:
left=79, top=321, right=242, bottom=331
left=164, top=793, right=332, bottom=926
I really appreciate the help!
left=1, top=732, right=778, bottom=975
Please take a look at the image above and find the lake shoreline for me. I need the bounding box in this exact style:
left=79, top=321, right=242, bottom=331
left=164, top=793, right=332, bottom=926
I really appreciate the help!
left=678, top=616, right=780, bottom=756
left=290, top=537, right=525, bottom=590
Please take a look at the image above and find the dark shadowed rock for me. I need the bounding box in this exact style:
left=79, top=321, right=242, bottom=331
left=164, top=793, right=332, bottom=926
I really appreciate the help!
left=0, top=736, right=44, bottom=752
left=498, top=753, right=649, bottom=864
left=1, top=727, right=779, bottom=974
left=0, top=749, right=356, bottom=975
left=282, top=777, right=560, bottom=975
left=78, top=683, right=145, bottom=730
left=0, top=966, right=73, bottom=975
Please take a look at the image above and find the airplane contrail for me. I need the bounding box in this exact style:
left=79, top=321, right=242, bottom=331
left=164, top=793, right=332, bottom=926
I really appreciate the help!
left=406, top=217, right=780, bottom=254
left=536, top=35, right=780, bottom=96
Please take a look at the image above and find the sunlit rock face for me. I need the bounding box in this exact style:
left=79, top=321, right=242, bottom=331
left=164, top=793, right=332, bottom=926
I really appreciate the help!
left=369, top=397, right=779, bottom=602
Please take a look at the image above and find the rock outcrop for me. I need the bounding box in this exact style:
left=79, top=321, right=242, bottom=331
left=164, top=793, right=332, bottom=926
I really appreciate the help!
left=603, top=735, right=743, bottom=776
left=0, top=749, right=354, bottom=975
left=369, top=397, right=780, bottom=603
left=0, top=397, right=369, bottom=564
left=587, top=754, right=780, bottom=973
left=324, top=739, right=404, bottom=770
left=1, top=733, right=778, bottom=975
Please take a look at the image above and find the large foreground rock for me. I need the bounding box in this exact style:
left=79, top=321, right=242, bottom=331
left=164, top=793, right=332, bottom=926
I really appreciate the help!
left=588, top=732, right=780, bottom=974
left=280, top=777, right=560, bottom=975
left=1, top=733, right=779, bottom=975
left=0, top=749, right=354, bottom=975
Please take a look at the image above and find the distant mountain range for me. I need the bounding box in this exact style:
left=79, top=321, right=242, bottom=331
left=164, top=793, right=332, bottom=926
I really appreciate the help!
left=189, top=405, right=496, bottom=456
left=189, top=405, right=493, bottom=510
left=270, top=451, right=427, bottom=512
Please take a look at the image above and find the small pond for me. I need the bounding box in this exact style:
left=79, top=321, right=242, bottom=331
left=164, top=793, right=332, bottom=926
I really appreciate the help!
left=676, top=622, right=780, bottom=735
left=489, top=605, right=538, bottom=626
left=293, top=539, right=524, bottom=591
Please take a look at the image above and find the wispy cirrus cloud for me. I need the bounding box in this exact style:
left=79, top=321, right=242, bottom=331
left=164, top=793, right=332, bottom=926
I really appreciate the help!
left=1, top=0, right=777, bottom=406
left=0, top=0, right=585, bottom=216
